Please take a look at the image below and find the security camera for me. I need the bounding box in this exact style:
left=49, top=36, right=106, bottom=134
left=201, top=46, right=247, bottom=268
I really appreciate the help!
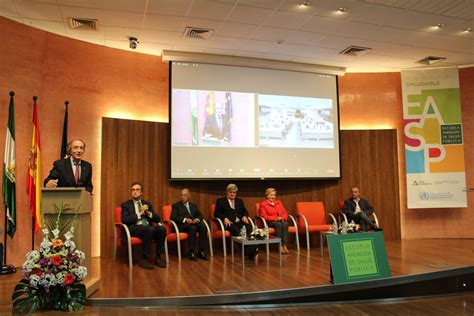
left=129, top=37, right=138, bottom=49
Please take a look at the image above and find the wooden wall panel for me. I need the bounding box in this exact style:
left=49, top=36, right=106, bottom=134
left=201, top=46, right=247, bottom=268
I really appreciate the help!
left=101, top=118, right=401, bottom=257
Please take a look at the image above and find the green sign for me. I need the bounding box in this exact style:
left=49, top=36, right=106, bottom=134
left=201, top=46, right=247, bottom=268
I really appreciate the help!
left=441, top=124, right=462, bottom=144
left=327, top=232, right=391, bottom=284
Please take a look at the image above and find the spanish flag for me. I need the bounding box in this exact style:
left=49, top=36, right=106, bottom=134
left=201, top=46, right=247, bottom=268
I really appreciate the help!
left=27, top=96, right=42, bottom=231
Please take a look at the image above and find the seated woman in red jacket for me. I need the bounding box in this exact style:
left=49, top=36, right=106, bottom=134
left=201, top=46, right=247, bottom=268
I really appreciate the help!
left=259, top=188, right=290, bottom=254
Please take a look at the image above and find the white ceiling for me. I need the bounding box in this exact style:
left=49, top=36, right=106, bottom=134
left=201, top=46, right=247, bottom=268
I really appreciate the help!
left=1, top=0, right=473, bottom=72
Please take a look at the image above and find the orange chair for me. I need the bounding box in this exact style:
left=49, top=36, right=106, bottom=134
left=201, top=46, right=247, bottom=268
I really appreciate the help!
left=254, top=203, right=300, bottom=251
left=210, top=204, right=255, bottom=256
left=210, top=204, right=231, bottom=256
left=113, top=207, right=142, bottom=269
left=338, top=199, right=380, bottom=229
left=295, top=202, right=337, bottom=250
left=161, top=205, right=189, bottom=262
left=113, top=206, right=169, bottom=268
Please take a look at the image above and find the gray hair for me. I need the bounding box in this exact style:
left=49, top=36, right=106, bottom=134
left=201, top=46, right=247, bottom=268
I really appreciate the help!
left=226, top=183, right=238, bottom=191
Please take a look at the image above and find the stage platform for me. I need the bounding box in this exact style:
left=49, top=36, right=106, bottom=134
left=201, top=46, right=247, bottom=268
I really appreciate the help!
left=1, top=238, right=474, bottom=314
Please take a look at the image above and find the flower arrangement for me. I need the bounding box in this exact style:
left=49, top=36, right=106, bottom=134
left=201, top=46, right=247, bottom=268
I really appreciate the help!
left=12, top=207, right=87, bottom=313
left=339, top=220, right=359, bottom=234
left=249, top=228, right=269, bottom=240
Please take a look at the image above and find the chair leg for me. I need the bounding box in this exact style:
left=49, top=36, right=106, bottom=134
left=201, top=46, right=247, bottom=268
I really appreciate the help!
left=306, top=230, right=310, bottom=250
left=127, top=243, right=133, bottom=269
left=295, top=233, right=300, bottom=252
left=177, top=237, right=182, bottom=261
left=222, top=234, right=227, bottom=257
left=208, top=234, right=213, bottom=257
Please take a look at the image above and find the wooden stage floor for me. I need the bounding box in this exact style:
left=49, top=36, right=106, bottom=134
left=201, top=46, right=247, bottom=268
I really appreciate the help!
left=1, top=238, right=474, bottom=313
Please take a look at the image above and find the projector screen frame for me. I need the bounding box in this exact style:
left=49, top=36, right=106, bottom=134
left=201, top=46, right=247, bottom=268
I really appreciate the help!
left=168, top=60, right=342, bottom=181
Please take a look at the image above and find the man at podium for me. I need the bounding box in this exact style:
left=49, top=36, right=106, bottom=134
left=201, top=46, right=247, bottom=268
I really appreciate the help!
left=44, top=139, right=93, bottom=193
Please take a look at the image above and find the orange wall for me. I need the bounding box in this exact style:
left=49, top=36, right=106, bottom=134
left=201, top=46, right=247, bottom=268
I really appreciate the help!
left=0, top=17, right=168, bottom=266
left=0, top=17, right=473, bottom=266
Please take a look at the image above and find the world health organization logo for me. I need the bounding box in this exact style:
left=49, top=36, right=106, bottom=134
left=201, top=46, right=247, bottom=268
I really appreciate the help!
left=419, top=192, right=430, bottom=200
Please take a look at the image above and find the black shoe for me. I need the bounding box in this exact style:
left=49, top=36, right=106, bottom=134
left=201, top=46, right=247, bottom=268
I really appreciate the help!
left=155, top=257, right=166, bottom=268
left=189, top=251, right=198, bottom=261
left=197, top=250, right=209, bottom=260
left=373, top=227, right=383, bottom=231
left=248, top=248, right=259, bottom=260
left=139, top=259, right=154, bottom=269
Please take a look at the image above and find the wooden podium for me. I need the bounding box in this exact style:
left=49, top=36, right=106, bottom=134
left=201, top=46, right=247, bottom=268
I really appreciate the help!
left=41, top=188, right=100, bottom=296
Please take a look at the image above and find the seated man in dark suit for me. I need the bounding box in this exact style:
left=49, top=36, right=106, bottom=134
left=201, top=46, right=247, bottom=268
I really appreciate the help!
left=342, top=187, right=382, bottom=232
left=214, top=183, right=258, bottom=260
left=44, top=139, right=93, bottom=193
left=171, top=188, right=209, bottom=261
left=121, top=182, right=166, bottom=269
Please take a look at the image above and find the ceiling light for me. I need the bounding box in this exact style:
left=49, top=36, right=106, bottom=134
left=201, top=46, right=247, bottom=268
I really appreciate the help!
left=463, top=27, right=472, bottom=33
left=338, top=7, right=347, bottom=13
left=300, top=1, right=309, bottom=7
left=435, top=23, right=445, bottom=28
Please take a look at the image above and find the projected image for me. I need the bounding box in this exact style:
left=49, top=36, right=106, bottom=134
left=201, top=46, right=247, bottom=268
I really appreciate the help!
left=172, top=89, right=255, bottom=147
left=258, top=95, right=334, bottom=148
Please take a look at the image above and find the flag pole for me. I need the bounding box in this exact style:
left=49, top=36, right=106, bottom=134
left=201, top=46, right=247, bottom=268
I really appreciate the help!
left=1, top=91, right=16, bottom=275
left=31, top=96, right=38, bottom=251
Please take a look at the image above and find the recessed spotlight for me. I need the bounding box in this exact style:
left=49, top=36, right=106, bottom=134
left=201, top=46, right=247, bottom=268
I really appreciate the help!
left=300, top=1, right=309, bottom=7
left=435, top=23, right=445, bottom=28
left=338, top=7, right=347, bottom=13
left=463, top=27, right=472, bottom=33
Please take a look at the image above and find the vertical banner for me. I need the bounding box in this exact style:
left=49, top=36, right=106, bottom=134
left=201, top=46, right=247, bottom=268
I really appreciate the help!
left=402, top=67, right=467, bottom=208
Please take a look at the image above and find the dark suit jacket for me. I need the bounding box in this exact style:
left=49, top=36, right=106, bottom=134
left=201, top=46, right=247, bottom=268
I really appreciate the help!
left=214, top=197, right=248, bottom=223
left=171, top=201, right=203, bottom=225
left=43, top=158, right=93, bottom=193
left=342, top=198, right=374, bottom=221
left=121, top=199, right=161, bottom=233
left=202, top=114, right=230, bottom=140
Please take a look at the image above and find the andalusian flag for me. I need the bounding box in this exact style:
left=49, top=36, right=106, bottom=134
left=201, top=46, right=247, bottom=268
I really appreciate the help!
left=3, top=92, right=16, bottom=238
left=27, top=96, right=42, bottom=230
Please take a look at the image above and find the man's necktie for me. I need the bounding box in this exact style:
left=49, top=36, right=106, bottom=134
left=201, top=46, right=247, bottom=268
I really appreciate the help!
left=137, top=200, right=148, bottom=226
left=230, top=199, right=235, bottom=209
left=185, top=202, right=192, bottom=217
left=74, top=161, right=80, bottom=184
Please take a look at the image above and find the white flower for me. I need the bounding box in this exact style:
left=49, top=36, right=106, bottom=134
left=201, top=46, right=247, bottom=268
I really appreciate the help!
left=64, top=231, right=74, bottom=240
left=26, top=250, right=40, bottom=262
left=40, top=240, right=52, bottom=253
left=29, top=275, right=40, bottom=287
left=74, top=266, right=87, bottom=280
left=73, top=250, right=85, bottom=261
left=70, top=226, right=75, bottom=233
left=22, top=261, right=34, bottom=273
left=42, top=228, right=49, bottom=236
left=64, top=240, right=76, bottom=250
left=52, top=228, right=60, bottom=239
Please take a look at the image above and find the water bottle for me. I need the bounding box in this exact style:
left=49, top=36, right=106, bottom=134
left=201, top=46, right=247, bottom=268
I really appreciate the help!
left=333, top=222, right=338, bottom=234
left=241, top=225, right=247, bottom=239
